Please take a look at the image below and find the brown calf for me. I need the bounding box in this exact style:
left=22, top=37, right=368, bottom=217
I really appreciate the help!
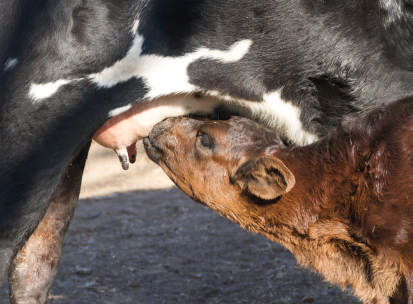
left=144, top=99, right=413, bottom=304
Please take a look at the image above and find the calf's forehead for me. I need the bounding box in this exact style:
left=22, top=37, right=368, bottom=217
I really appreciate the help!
left=171, top=117, right=286, bottom=159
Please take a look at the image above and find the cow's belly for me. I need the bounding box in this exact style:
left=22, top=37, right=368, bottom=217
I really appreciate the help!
left=93, top=92, right=317, bottom=170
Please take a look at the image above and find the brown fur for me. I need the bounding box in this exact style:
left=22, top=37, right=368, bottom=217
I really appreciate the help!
left=144, top=98, right=413, bottom=304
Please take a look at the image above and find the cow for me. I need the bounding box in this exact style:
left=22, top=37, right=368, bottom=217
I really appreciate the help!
left=144, top=98, right=413, bottom=304
left=2, top=0, right=413, bottom=302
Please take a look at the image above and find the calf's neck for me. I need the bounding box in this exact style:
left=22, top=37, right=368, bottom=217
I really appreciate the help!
left=144, top=99, right=413, bottom=304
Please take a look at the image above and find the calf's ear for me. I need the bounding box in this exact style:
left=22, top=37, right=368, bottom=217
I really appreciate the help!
left=233, top=156, right=295, bottom=200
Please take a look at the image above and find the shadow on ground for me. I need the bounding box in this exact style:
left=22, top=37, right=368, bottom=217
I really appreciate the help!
left=0, top=144, right=359, bottom=303
left=2, top=187, right=358, bottom=304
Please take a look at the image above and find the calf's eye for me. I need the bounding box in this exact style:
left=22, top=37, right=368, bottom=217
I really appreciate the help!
left=198, top=134, right=212, bottom=149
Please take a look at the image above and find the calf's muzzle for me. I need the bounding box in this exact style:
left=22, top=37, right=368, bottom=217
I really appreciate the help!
left=143, top=117, right=177, bottom=163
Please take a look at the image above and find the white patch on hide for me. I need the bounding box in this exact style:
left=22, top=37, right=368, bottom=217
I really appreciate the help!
left=222, top=90, right=318, bottom=145
left=3, top=58, right=18, bottom=72
left=131, top=19, right=140, bottom=35
left=28, top=79, right=84, bottom=102
left=109, top=104, right=132, bottom=117
left=28, top=80, right=71, bottom=102
left=89, top=28, right=252, bottom=99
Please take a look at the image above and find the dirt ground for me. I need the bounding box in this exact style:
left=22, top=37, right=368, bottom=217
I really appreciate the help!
left=0, top=143, right=359, bottom=304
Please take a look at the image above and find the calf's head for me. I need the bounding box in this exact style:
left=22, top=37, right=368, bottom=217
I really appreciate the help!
left=143, top=117, right=295, bottom=214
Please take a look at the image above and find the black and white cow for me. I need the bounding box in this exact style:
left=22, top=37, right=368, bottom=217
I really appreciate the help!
left=2, top=0, right=413, bottom=302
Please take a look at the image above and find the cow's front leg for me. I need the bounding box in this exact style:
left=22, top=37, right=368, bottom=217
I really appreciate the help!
left=7, top=141, right=91, bottom=304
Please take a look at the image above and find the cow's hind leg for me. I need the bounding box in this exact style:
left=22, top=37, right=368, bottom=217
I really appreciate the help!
left=7, top=141, right=91, bottom=304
